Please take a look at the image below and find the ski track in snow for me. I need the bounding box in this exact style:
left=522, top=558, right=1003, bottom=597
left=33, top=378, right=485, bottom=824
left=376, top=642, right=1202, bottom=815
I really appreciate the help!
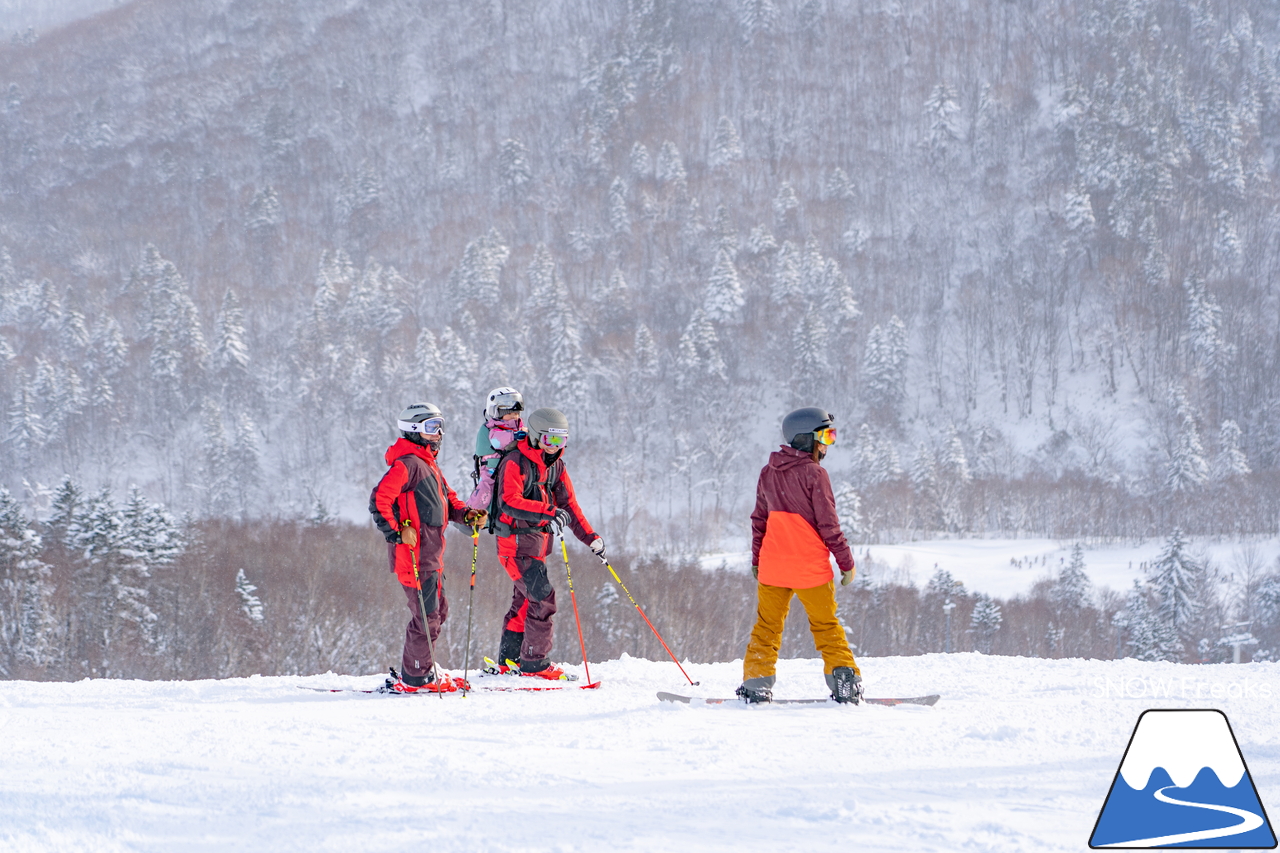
left=1, top=654, right=1277, bottom=852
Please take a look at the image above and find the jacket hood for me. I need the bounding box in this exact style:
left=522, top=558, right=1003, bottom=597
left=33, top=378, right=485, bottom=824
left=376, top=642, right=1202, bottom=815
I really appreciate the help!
left=768, top=445, right=815, bottom=471
left=385, top=436, right=437, bottom=466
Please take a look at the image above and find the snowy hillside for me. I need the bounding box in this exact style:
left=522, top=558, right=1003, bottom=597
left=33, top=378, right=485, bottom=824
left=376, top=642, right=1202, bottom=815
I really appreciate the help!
left=2, top=654, right=1277, bottom=852
left=1, top=0, right=1278, bottom=552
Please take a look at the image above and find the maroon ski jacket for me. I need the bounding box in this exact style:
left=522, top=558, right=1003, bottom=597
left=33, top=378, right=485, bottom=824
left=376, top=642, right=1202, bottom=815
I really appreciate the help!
left=750, top=445, right=855, bottom=588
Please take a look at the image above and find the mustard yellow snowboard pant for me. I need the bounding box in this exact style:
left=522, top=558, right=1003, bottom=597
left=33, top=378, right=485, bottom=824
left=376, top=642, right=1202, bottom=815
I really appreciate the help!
left=743, top=580, right=859, bottom=681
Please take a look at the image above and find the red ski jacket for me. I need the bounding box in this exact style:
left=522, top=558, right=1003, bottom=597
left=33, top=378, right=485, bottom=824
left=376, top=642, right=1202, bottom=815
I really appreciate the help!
left=750, top=445, right=855, bottom=589
left=495, top=437, right=595, bottom=546
left=369, top=438, right=468, bottom=588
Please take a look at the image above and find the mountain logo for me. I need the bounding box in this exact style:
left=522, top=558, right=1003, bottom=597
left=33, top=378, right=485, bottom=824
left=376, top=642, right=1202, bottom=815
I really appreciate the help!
left=1090, top=709, right=1276, bottom=848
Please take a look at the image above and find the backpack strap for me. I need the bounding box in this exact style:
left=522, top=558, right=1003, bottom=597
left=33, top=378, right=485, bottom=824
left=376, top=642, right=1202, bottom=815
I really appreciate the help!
left=486, top=444, right=524, bottom=536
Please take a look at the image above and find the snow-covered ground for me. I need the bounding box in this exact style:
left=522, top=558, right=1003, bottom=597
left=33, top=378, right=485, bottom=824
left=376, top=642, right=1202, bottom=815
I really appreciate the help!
left=2, top=654, right=1277, bottom=852
left=700, top=536, right=1280, bottom=598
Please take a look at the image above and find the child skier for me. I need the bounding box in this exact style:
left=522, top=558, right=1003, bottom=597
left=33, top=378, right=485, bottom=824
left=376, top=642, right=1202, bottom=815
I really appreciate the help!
left=465, top=387, right=525, bottom=511
left=485, top=407, right=604, bottom=680
left=738, top=407, right=862, bottom=705
left=369, top=403, right=486, bottom=693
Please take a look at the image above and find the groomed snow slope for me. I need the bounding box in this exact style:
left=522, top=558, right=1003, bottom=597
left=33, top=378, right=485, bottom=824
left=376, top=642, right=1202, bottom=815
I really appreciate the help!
left=2, top=654, right=1277, bottom=852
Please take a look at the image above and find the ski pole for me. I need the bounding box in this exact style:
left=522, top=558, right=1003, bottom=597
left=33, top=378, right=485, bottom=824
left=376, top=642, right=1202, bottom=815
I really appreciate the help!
left=596, top=553, right=697, bottom=686
left=558, top=533, right=593, bottom=686
left=461, top=525, right=479, bottom=695
left=406, top=522, right=442, bottom=700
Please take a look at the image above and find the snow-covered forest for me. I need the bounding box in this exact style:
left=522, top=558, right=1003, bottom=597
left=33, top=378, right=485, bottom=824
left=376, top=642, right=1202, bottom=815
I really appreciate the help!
left=3, top=0, right=1280, bottom=679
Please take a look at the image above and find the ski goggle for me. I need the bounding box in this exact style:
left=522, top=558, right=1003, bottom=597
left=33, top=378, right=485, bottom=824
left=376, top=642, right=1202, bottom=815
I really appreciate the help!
left=815, top=426, right=837, bottom=446
left=398, top=417, right=444, bottom=435
left=492, top=392, right=523, bottom=414
left=539, top=429, right=569, bottom=451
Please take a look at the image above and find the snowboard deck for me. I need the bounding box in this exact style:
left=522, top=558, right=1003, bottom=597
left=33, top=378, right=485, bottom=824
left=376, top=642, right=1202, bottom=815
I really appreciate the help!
left=657, top=691, right=939, bottom=707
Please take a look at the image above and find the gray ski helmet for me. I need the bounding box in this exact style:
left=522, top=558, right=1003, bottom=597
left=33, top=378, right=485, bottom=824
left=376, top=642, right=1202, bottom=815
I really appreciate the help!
left=397, top=402, right=444, bottom=447
left=526, top=407, right=570, bottom=453
left=782, top=407, right=835, bottom=451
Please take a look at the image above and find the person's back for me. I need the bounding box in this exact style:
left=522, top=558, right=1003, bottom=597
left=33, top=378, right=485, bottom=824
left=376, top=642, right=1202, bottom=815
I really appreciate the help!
left=739, top=407, right=862, bottom=705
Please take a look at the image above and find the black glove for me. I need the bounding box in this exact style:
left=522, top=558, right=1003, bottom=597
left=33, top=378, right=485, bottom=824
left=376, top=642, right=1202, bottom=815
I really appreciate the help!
left=552, top=507, right=573, bottom=534
left=589, top=537, right=605, bottom=558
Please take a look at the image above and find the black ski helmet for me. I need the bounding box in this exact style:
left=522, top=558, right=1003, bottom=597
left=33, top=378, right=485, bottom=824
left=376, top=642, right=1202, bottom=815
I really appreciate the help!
left=782, top=407, right=835, bottom=452
left=397, top=402, right=444, bottom=448
left=526, top=407, right=570, bottom=453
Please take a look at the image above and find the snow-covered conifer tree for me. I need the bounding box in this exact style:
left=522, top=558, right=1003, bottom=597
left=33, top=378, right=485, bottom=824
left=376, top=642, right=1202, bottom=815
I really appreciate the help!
left=1052, top=543, right=1092, bottom=609
left=834, top=482, right=862, bottom=538
left=203, top=401, right=234, bottom=517
left=772, top=181, right=800, bottom=232
left=709, top=116, right=744, bottom=171
left=924, top=83, right=961, bottom=157
left=46, top=476, right=83, bottom=551
left=1117, top=581, right=1181, bottom=662
left=608, top=177, right=630, bottom=236
left=0, top=486, right=55, bottom=669
left=656, top=140, right=687, bottom=192
left=970, top=594, right=1002, bottom=654
left=235, top=568, right=264, bottom=624
left=1212, top=420, right=1250, bottom=480
left=498, top=138, right=533, bottom=202
left=738, top=0, right=779, bottom=44
left=704, top=248, right=744, bottom=323
left=1166, top=411, right=1209, bottom=493
left=826, top=168, right=854, bottom=202
left=1148, top=528, right=1204, bottom=635
left=212, top=289, right=253, bottom=413
left=629, top=141, right=651, bottom=180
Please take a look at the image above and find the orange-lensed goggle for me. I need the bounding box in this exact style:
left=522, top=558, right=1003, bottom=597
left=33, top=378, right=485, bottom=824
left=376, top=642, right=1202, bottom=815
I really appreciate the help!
left=815, top=426, right=837, bottom=446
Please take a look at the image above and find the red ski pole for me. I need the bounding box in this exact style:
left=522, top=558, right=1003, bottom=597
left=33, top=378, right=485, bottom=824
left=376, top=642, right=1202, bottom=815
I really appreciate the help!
left=597, top=554, right=698, bottom=686
left=558, top=534, right=593, bottom=685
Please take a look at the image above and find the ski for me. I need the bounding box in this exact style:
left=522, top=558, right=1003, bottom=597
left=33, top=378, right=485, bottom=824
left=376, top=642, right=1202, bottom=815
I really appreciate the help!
left=472, top=681, right=601, bottom=693
left=656, top=691, right=939, bottom=707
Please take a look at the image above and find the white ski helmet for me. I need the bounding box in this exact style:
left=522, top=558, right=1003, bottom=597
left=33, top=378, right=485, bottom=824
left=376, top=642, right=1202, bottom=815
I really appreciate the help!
left=397, top=402, right=444, bottom=447
left=485, top=387, right=524, bottom=420
left=526, top=407, right=569, bottom=453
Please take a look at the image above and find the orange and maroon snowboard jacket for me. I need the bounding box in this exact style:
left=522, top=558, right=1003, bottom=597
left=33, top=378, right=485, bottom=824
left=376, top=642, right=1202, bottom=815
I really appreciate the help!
left=750, top=445, right=855, bottom=589
left=369, top=437, right=468, bottom=588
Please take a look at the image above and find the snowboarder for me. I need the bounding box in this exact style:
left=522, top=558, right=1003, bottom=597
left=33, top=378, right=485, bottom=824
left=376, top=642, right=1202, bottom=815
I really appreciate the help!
left=738, top=407, right=862, bottom=704
left=370, top=403, right=486, bottom=693
left=486, top=407, right=604, bottom=680
left=465, top=386, right=525, bottom=511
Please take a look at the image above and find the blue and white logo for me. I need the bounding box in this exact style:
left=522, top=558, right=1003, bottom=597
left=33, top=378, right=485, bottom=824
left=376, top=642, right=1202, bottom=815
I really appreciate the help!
left=1090, top=709, right=1276, bottom=848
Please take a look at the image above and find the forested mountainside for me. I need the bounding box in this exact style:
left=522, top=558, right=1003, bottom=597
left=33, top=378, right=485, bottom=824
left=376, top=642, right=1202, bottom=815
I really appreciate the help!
left=1, top=0, right=1278, bottom=550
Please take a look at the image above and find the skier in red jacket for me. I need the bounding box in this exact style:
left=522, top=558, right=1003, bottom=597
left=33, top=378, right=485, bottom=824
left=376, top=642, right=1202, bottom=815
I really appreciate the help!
left=738, top=407, right=862, bottom=705
left=370, top=403, right=486, bottom=693
left=485, top=407, right=603, bottom=680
